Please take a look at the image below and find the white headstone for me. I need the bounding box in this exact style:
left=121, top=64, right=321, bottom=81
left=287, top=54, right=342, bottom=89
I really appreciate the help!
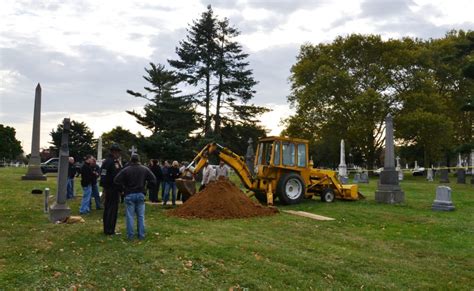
left=471, top=150, right=474, bottom=174
left=457, top=153, right=462, bottom=168
left=414, top=160, right=419, bottom=170
left=338, top=139, right=347, bottom=178
left=426, top=168, right=434, bottom=181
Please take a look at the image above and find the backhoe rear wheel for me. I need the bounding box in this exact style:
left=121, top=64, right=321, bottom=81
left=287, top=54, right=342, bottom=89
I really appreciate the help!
left=277, top=173, right=305, bottom=205
left=321, top=188, right=335, bottom=203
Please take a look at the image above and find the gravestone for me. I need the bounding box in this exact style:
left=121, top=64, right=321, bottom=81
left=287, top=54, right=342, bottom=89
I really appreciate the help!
left=97, top=136, right=103, bottom=166
left=396, top=156, right=403, bottom=181
left=245, top=138, right=255, bottom=175
left=432, top=186, right=455, bottom=211
left=338, top=139, right=348, bottom=181
left=457, top=169, right=466, bottom=184
left=470, top=150, right=474, bottom=175
left=360, top=171, right=369, bottom=183
left=375, top=114, right=405, bottom=204
left=49, top=118, right=71, bottom=222
left=353, top=173, right=360, bottom=183
left=22, top=84, right=47, bottom=181
left=439, top=167, right=450, bottom=183
left=426, top=168, right=434, bottom=181
left=129, top=145, right=137, bottom=155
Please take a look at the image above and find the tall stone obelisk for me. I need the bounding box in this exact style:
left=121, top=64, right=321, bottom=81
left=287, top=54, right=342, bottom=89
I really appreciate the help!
left=375, top=114, right=404, bottom=203
left=22, top=83, right=47, bottom=180
left=49, top=118, right=71, bottom=222
left=338, top=139, right=348, bottom=182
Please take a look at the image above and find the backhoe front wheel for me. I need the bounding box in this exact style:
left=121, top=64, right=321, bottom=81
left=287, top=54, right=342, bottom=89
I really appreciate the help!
left=321, top=188, right=335, bottom=203
left=277, top=173, right=305, bottom=205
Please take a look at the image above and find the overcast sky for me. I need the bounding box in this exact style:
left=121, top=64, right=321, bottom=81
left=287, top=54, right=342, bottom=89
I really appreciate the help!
left=1, top=0, right=473, bottom=154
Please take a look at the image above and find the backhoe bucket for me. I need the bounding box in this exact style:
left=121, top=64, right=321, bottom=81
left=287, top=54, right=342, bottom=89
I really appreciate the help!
left=176, top=178, right=197, bottom=196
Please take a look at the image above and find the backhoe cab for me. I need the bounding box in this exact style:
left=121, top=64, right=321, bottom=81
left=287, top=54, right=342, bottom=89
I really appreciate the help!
left=176, top=136, right=364, bottom=205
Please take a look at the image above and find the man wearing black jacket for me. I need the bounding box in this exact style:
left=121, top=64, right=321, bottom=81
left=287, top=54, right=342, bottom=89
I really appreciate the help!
left=100, top=144, right=123, bottom=235
left=114, top=154, right=156, bottom=240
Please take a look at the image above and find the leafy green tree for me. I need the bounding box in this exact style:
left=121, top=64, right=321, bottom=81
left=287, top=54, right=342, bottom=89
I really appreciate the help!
left=0, top=124, right=23, bottom=160
left=50, top=120, right=94, bottom=161
left=101, top=126, right=138, bottom=161
left=126, top=63, right=199, bottom=160
left=285, top=35, right=415, bottom=168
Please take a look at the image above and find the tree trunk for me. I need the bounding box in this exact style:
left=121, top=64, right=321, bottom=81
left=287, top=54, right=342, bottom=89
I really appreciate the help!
left=205, top=71, right=211, bottom=135
left=214, top=72, right=223, bottom=136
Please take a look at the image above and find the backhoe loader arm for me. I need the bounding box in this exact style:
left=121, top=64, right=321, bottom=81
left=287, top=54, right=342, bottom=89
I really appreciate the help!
left=187, top=143, right=254, bottom=190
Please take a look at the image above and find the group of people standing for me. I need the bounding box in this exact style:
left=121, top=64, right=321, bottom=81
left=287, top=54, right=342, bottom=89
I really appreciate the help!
left=65, top=144, right=230, bottom=241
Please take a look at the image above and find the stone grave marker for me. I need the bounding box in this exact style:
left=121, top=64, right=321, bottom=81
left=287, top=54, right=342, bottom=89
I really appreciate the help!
left=375, top=114, right=405, bottom=204
left=22, top=84, right=46, bottom=181
left=432, top=186, right=455, bottom=211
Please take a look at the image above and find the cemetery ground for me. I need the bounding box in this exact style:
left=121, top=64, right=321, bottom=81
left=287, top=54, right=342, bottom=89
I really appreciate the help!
left=0, top=167, right=473, bottom=289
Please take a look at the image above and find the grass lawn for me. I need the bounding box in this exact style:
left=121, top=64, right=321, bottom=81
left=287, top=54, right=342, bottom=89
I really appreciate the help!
left=0, top=167, right=473, bottom=289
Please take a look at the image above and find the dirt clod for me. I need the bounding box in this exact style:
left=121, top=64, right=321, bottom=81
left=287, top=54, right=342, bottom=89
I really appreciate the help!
left=168, top=178, right=278, bottom=219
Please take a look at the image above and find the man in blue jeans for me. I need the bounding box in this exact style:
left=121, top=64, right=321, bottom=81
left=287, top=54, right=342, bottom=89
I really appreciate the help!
left=113, top=154, right=156, bottom=240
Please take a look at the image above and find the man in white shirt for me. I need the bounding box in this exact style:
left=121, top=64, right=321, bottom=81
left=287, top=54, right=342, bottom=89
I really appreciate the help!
left=216, top=160, right=229, bottom=179
left=200, top=161, right=216, bottom=190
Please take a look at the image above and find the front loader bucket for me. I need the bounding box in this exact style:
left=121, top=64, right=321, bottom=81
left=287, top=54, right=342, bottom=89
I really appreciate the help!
left=176, top=178, right=197, bottom=196
left=358, top=191, right=365, bottom=200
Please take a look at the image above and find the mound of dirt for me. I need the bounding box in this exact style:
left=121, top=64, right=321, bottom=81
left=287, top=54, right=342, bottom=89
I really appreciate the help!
left=168, top=178, right=278, bottom=219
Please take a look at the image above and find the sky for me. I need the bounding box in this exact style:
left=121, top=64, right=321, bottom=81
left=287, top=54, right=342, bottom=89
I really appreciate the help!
left=1, top=0, right=473, bottom=154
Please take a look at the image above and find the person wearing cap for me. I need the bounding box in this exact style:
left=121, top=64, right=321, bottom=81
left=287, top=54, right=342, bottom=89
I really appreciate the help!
left=100, top=143, right=123, bottom=235
left=114, top=154, right=156, bottom=240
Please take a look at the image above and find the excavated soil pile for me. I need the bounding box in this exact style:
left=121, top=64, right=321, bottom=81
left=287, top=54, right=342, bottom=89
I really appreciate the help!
left=168, top=178, right=278, bottom=219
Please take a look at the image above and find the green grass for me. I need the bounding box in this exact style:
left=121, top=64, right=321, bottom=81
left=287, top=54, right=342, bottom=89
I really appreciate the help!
left=0, top=167, right=473, bottom=289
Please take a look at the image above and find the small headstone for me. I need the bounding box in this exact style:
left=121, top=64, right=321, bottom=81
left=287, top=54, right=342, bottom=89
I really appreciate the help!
left=353, top=173, right=360, bottom=183
left=426, top=168, right=434, bottom=181
left=439, top=167, right=450, bottom=183
left=339, top=175, right=349, bottom=184
left=432, top=186, right=455, bottom=211
left=360, top=171, right=369, bottom=183
left=456, top=169, right=466, bottom=184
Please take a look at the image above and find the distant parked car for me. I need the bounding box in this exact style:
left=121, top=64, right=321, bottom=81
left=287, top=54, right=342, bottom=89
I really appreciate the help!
left=373, top=167, right=383, bottom=176
left=412, top=167, right=425, bottom=176
left=41, top=158, right=59, bottom=173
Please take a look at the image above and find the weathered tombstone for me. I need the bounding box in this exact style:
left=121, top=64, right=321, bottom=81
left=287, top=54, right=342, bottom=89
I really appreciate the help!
left=456, top=153, right=466, bottom=184
left=338, top=139, right=348, bottom=182
left=49, top=118, right=71, bottom=222
left=375, top=114, right=405, bottom=204
left=457, top=169, right=466, bottom=184
left=22, top=84, right=47, bottom=181
left=426, top=168, right=434, bottom=181
left=97, top=136, right=103, bottom=167
left=396, top=156, right=403, bottom=181
left=360, top=171, right=369, bottom=183
left=353, top=173, right=360, bottom=183
left=470, top=150, right=474, bottom=175
left=44, top=188, right=50, bottom=213
left=245, top=138, right=255, bottom=175
left=129, top=145, right=137, bottom=156
left=439, top=165, right=450, bottom=183
left=432, top=186, right=455, bottom=211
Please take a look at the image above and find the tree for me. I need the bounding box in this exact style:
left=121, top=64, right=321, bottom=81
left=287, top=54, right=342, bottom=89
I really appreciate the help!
left=168, top=5, right=217, bottom=134
left=0, top=124, right=23, bottom=160
left=168, top=5, right=266, bottom=137
left=101, top=126, right=138, bottom=160
left=50, top=120, right=94, bottom=161
left=285, top=35, right=415, bottom=168
left=126, top=63, right=199, bottom=160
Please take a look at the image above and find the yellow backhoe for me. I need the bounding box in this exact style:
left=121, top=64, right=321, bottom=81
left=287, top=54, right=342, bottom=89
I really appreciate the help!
left=176, top=136, right=364, bottom=205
